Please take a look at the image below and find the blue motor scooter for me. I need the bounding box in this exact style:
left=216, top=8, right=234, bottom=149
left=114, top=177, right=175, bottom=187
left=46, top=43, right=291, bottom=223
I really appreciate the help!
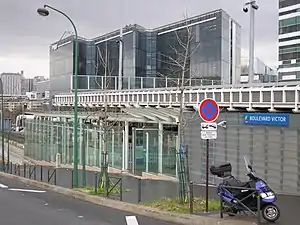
left=210, top=157, right=280, bottom=223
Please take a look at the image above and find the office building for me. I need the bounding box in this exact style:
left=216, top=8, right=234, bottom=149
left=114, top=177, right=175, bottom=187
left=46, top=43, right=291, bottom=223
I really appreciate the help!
left=278, top=0, right=300, bottom=81
left=240, top=49, right=278, bottom=83
left=32, top=76, right=47, bottom=91
left=0, top=71, right=22, bottom=95
left=49, top=9, right=241, bottom=95
left=36, top=79, right=50, bottom=99
left=21, top=78, right=34, bottom=94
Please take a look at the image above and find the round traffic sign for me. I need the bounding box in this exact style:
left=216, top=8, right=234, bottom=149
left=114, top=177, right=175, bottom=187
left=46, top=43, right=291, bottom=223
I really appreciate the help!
left=199, top=98, right=219, bottom=122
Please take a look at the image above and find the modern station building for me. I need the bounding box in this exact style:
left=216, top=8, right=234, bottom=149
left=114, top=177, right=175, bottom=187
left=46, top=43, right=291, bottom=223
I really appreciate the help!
left=49, top=9, right=241, bottom=95
left=278, top=0, right=300, bottom=81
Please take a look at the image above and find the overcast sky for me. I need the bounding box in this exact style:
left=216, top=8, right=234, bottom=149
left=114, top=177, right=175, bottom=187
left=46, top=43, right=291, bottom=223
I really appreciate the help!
left=0, top=0, right=277, bottom=78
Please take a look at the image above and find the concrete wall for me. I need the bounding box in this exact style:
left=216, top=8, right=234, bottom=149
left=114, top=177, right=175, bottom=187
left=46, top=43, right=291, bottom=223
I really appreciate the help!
left=185, top=111, right=300, bottom=195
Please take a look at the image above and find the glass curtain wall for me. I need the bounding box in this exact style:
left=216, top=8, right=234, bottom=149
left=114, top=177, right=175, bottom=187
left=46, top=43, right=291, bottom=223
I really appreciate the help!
left=189, top=11, right=223, bottom=84
left=49, top=39, right=73, bottom=95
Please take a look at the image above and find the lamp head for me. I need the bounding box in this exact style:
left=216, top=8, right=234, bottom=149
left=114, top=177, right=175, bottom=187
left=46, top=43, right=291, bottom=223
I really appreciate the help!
left=243, top=7, right=248, bottom=13
left=37, top=8, right=49, bottom=17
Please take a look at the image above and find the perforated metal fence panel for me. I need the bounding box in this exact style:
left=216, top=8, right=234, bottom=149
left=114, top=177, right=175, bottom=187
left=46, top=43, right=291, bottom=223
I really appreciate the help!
left=185, top=111, right=300, bottom=195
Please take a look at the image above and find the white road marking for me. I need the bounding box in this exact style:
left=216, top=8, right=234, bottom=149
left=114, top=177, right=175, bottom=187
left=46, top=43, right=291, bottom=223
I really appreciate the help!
left=0, top=183, right=8, bottom=189
left=125, top=216, right=139, bottom=225
left=8, top=188, right=46, bottom=193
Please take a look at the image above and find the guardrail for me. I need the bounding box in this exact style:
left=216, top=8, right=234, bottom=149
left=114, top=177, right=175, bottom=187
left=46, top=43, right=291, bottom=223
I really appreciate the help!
left=2, top=163, right=58, bottom=186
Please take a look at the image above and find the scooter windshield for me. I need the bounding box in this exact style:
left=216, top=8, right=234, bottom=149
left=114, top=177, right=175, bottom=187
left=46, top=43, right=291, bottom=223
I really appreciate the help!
left=244, top=156, right=252, bottom=173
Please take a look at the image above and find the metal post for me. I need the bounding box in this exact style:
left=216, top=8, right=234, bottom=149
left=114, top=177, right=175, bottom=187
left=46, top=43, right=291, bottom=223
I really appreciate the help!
left=120, top=172, right=123, bottom=201
left=118, top=27, right=123, bottom=90
left=220, top=194, right=224, bottom=218
left=7, top=130, right=10, bottom=166
left=205, top=139, right=209, bottom=213
left=41, top=4, right=80, bottom=188
left=137, top=177, right=142, bottom=203
left=189, top=181, right=194, bottom=214
left=0, top=78, right=4, bottom=171
left=248, top=5, right=255, bottom=84
left=40, top=165, right=43, bottom=181
left=94, top=172, right=98, bottom=194
left=82, top=122, right=86, bottom=187
left=244, top=1, right=258, bottom=84
left=256, top=193, right=261, bottom=225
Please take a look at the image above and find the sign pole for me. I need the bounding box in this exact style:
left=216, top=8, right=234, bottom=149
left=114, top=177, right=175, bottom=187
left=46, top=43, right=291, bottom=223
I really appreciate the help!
left=198, top=98, right=220, bottom=214
left=205, top=139, right=209, bottom=213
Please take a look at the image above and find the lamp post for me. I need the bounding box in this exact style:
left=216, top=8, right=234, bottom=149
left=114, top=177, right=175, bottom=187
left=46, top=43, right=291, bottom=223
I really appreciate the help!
left=37, top=5, right=79, bottom=187
left=243, top=1, right=259, bottom=85
left=0, top=78, right=4, bottom=170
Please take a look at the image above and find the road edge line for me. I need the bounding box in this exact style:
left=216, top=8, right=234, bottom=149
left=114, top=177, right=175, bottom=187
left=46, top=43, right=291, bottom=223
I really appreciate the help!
left=0, top=172, right=254, bottom=225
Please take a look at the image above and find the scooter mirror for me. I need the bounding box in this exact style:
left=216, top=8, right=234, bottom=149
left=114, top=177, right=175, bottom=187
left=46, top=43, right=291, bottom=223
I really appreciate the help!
left=248, top=165, right=253, bottom=171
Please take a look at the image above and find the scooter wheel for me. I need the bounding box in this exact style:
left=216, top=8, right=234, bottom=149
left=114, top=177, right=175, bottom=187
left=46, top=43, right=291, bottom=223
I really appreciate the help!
left=262, top=203, right=280, bottom=223
left=226, top=207, right=238, bottom=216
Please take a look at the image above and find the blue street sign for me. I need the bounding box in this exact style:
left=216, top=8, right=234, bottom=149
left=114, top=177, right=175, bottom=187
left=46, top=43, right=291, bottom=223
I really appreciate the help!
left=243, top=113, right=290, bottom=126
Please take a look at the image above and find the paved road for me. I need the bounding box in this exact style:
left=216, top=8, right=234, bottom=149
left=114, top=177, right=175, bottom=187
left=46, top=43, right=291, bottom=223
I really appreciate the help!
left=0, top=143, right=298, bottom=224
left=0, top=175, right=176, bottom=225
left=3, top=166, right=298, bottom=224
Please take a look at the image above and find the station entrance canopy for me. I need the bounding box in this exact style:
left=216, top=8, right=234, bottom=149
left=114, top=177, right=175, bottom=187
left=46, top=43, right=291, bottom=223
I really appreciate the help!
left=29, top=107, right=181, bottom=124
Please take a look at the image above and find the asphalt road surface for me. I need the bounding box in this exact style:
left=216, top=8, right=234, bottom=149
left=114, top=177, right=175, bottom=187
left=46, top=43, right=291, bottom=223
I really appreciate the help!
left=0, top=175, right=176, bottom=225
left=0, top=143, right=298, bottom=224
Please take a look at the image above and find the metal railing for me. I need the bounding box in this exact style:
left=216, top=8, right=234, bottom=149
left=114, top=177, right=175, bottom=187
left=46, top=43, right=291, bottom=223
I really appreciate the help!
left=2, top=162, right=57, bottom=186
left=219, top=185, right=261, bottom=225
left=53, top=80, right=300, bottom=112
left=74, top=75, right=222, bottom=91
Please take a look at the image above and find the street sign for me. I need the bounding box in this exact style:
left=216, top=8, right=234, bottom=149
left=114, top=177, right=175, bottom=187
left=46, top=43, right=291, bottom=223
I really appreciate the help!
left=201, top=131, right=217, bottom=139
left=199, top=98, right=219, bottom=123
left=201, top=122, right=217, bottom=131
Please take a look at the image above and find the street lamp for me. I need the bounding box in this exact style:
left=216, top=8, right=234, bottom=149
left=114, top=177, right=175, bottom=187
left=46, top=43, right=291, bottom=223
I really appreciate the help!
left=37, top=5, right=79, bottom=187
left=243, top=1, right=259, bottom=85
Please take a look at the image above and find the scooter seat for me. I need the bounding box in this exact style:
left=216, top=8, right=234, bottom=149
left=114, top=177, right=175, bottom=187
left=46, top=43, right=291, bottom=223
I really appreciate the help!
left=224, top=178, right=249, bottom=188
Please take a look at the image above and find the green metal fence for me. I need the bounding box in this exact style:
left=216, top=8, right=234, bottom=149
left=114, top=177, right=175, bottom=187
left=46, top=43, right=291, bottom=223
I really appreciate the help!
left=24, top=119, right=123, bottom=169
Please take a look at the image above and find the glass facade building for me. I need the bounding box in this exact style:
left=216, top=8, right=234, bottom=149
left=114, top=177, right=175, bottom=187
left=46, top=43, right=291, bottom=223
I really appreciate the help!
left=278, top=0, right=300, bottom=81
left=49, top=9, right=241, bottom=94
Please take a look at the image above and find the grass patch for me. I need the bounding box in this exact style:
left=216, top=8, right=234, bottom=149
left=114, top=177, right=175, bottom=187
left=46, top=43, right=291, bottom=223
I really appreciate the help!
left=81, top=184, right=131, bottom=196
left=143, top=197, right=220, bottom=214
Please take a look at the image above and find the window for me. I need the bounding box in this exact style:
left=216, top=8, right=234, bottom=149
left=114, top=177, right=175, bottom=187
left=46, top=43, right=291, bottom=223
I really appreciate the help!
left=279, top=51, right=300, bottom=60
left=279, top=24, right=300, bottom=34
left=279, top=0, right=300, bottom=9
left=279, top=35, right=300, bottom=42
left=279, top=16, right=300, bottom=28
left=279, top=44, right=300, bottom=54
left=279, top=8, right=300, bottom=16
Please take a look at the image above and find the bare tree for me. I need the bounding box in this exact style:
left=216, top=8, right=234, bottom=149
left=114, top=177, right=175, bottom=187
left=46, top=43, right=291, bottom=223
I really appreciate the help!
left=83, top=42, right=123, bottom=190
left=156, top=16, right=202, bottom=202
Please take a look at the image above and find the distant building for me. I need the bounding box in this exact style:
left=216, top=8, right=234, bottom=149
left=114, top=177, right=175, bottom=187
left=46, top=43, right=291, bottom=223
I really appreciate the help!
left=49, top=9, right=241, bottom=95
left=36, top=79, right=50, bottom=99
left=32, top=76, right=47, bottom=91
left=21, top=78, right=34, bottom=94
left=240, top=49, right=278, bottom=83
left=0, top=71, right=23, bottom=95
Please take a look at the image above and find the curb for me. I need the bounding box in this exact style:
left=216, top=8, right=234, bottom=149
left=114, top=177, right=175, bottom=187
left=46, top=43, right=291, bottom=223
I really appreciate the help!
left=0, top=172, right=255, bottom=225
